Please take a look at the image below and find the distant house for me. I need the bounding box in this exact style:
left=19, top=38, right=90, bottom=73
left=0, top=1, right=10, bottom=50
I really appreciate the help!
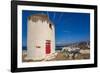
left=62, top=47, right=80, bottom=59
left=62, top=47, right=80, bottom=54
left=27, top=14, right=55, bottom=60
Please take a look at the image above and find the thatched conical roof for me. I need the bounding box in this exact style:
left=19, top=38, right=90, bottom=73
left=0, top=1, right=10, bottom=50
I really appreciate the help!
left=28, top=14, right=50, bottom=23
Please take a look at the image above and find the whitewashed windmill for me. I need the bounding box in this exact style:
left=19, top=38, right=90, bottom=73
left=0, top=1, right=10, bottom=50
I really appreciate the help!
left=27, top=14, right=55, bottom=60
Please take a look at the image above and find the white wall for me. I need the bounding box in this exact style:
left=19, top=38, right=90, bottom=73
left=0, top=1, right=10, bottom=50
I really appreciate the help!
left=27, top=20, right=55, bottom=60
left=0, top=0, right=99, bottom=73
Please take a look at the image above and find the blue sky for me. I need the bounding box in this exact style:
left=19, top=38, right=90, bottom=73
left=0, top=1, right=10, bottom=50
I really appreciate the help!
left=22, top=10, right=90, bottom=47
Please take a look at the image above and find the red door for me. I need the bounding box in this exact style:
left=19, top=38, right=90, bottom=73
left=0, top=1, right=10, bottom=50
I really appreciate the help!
left=45, top=40, right=51, bottom=54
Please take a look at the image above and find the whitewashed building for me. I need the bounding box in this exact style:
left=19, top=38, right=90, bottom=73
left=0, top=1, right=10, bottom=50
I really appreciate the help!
left=27, top=14, right=55, bottom=60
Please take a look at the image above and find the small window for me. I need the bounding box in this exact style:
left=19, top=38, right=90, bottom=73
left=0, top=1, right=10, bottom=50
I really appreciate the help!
left=49, top=23, right=52, bottom=30
left=36, top=46, right=41, bottom=48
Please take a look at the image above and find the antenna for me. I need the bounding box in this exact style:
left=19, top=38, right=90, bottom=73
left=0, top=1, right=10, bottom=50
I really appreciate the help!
left=53, top=12, right=56, bottom=21
left=47, top=11, right=49, bottom=19
left=57, top=13, right=63, bottom=22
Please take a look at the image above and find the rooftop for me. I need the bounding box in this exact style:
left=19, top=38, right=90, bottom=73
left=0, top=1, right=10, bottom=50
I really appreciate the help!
left=28, top=14, right=50, bottom=23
